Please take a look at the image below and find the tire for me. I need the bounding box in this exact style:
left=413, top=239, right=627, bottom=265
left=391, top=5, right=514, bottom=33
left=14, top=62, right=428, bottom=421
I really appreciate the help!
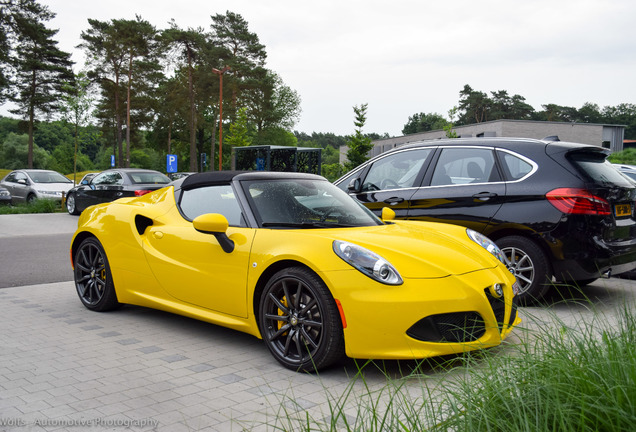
left=258, top=266, right=345, bottom=372
left=26, top=194, right=36, bottom=205
left=496, top=235, right=552, bottom=305
left=66, top=193, right=80, bottom=215
left=73, top=237, right=120, bottom=312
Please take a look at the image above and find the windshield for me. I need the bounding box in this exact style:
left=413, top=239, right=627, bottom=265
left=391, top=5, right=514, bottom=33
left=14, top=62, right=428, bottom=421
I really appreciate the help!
left=242, top=178, right=382, bottom=228
left=28, top=171, right=72, bottom=184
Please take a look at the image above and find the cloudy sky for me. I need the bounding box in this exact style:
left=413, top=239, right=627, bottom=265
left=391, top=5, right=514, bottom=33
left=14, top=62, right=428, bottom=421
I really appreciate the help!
left=39, top=0, right=636, bottom=136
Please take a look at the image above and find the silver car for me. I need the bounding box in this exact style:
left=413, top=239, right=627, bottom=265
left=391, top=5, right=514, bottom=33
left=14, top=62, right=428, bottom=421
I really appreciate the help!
left=0, top=169, right=74, bottom=204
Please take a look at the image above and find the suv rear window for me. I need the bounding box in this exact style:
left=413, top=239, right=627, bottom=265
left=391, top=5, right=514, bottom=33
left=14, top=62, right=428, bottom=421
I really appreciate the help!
left=569, top=152, right=632, bottom=186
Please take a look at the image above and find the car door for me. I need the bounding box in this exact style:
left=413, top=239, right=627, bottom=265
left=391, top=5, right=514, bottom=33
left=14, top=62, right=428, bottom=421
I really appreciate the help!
left=8, top=171, right=30, bottom=202
left=346, top=147, right=434, bottom=218
left=142, top=184, right=255, bottom=318
left=79, top=171, right=122, bottom=208
left=407, top=146, right=506, bottom=233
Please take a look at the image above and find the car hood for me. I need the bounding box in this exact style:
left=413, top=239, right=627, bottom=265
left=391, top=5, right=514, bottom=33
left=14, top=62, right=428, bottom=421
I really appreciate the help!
left=298, top=220, right=502, bottom=279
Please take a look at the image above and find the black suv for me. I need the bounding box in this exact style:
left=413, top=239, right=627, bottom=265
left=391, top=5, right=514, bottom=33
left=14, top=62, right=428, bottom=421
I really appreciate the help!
left=335, top=137, right=636, bottom=303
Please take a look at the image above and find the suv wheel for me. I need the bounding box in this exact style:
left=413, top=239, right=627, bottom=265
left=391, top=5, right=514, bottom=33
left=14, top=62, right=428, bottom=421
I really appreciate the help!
left=497, top=236, right=551, bottom=305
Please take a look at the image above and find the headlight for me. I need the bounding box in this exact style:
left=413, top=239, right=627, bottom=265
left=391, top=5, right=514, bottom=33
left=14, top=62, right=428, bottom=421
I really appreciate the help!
left=0, top=190, right=9, bottom=196
left=333, top=240, right=403, bottom=285
left=466, top=229, right=507, bottom=265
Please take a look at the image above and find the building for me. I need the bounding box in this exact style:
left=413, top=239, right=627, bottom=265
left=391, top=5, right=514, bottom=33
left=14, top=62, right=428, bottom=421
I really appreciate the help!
left=340, top=119, right=626, bottom=163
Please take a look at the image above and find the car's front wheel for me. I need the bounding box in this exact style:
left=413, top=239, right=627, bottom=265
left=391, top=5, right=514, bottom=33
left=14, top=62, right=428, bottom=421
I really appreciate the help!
left=66, top=193, right=79, bottom=215
left=73, top=237, right=120, bottom=311
left=497, top=235, right=551, bottom=305
left=258, top=267, right=345, bottom=372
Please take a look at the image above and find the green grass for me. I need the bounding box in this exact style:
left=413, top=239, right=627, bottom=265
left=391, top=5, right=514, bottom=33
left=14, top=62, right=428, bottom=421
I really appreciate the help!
left=247, top=303, right=636, bottom=432
left=0, top=198, right=62, bottom=214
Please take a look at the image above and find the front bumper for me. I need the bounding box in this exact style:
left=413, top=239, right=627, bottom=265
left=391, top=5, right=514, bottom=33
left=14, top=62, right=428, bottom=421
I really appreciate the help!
left=324, top=265, right=519, bottom=360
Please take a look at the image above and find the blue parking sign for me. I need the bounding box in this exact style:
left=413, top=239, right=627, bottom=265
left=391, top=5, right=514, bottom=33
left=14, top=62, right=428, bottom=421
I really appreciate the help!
left=167, top=154, right=178, bottom=173
left=110, top=154, right=115, bottom=167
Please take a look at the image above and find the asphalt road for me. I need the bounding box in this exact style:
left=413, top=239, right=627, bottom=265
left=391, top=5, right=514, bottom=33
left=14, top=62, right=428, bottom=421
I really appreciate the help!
left=0, top=213, right=78, bottom=288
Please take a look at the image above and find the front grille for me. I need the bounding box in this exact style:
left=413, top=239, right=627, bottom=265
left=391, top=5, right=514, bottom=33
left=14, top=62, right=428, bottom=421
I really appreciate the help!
left=407, top=287, right=517, bottom=343
left=406, top=311, right=486, bottom=343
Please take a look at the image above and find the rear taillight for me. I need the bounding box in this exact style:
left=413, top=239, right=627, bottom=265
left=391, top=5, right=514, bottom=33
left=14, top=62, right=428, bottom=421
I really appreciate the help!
left=135, top=190, right=152, bottom=197
left=546, top=187, right=611, bottom=215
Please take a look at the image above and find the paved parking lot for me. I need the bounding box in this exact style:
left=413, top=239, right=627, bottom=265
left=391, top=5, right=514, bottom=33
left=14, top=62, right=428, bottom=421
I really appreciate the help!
left=1, top=276, right=635, bottom=431
left=1, top=214, right=636, bottom=431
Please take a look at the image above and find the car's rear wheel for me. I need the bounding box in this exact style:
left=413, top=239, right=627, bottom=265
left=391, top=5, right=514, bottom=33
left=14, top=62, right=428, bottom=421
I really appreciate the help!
left=497, top=236, right=551, bottom=305
left=66, top=193, right=79, bottom=215
left=73, top=237, right=120, bottom=311
left=258, top=267, right=345, bottom=372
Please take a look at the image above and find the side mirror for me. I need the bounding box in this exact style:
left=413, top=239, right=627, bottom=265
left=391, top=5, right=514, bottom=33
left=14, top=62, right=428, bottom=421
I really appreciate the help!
left=17, top=179, right=27, bottom=185
left=81, top=179, right=89, bottom=185
left=347, top=178, right=361, bottom=193
left=381, top=207, right=396, bottom=222
left=193, top=213, right=235, bottom=253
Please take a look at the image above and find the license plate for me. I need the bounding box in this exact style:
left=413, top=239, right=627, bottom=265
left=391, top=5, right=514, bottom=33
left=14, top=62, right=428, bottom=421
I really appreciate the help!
left=615, top=204, right=632, bottom=217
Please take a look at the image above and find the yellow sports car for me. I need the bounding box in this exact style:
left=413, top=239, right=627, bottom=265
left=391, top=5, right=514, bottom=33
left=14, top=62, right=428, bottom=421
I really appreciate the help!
left=70, top=171, right=520, bottom=372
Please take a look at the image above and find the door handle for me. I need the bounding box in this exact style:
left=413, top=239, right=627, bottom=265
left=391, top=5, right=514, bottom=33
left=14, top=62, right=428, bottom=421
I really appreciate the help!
left=383, top=197, right=405, bottom=205
left=472, top=192, right=497, bottom=201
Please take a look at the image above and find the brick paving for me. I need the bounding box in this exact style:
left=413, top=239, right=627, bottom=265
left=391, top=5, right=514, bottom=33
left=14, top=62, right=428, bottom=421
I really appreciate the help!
left=1, top=278, right=635, bottom=431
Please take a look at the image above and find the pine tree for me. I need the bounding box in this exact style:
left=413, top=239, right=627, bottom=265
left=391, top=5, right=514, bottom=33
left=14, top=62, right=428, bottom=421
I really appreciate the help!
left=345, top=103, right=373, bottom=171
left=10, top=14, right=73, bottom=168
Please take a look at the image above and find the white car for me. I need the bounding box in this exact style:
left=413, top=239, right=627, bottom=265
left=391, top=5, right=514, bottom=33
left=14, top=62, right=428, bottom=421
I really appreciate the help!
left=0, top=169, right=74, bottom=204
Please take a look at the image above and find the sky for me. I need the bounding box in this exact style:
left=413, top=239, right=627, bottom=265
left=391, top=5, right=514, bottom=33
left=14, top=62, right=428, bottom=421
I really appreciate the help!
left=37, top=0, right=636, bottom=137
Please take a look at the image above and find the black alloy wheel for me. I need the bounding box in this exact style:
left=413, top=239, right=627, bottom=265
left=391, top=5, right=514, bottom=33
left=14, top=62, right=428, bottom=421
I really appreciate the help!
left=74, top=237, right=120, bottom=311
left=259, top=267, right=345, bottom=372
left=497, top=235, right=551, bottom=305
left=66, top=193, right=79, bottom=215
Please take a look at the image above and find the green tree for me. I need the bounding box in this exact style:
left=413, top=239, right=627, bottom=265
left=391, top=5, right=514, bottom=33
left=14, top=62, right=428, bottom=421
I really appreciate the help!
left=444, top=106, right=458, bottom=138
left=402, top=112, right=448, bottom=134
left=80, top=18, right=127, bottom=167
left=161, top=21, right=207, bottom=171
left=60, top=71, right=94, bottom=183
left=345, top=103, right=373, bottom=171
left=10, top=11, right=73, bottom=168
left=118, top=16, right=162, bottom=168
left=0, top=0, right=53, bottom=102
left=210, top=11, right=266, bottom=116
left=225, top=106, right=252, bottom=147
left=0, top=132, right=49, bottom=168
left=457, top=84, right=491, bottom=125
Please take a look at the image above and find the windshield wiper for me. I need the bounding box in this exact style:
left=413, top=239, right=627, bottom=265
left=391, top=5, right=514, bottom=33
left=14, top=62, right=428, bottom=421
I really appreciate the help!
left=261, top=221, right=357, bottom=229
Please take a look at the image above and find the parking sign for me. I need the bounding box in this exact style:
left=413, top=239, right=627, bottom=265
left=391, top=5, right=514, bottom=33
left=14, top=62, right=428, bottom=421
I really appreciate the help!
left=167, top=154, right=178, bottom=173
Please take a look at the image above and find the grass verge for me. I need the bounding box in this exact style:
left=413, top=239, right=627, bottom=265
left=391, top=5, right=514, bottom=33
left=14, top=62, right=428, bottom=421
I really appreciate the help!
left=249, top=303, right=636, bottom=431
left=0, top=199, right=61, bottom=214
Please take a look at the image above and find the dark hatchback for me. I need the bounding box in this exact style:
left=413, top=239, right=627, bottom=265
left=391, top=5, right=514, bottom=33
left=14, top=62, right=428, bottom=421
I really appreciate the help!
left=335, top=137, right=636, bottom=304
left=66, top=168, right=171, bottom=215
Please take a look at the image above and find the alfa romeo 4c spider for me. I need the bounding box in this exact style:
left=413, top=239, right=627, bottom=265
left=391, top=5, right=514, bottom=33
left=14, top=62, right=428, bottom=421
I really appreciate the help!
left=71, top=171, right=519, bottom=371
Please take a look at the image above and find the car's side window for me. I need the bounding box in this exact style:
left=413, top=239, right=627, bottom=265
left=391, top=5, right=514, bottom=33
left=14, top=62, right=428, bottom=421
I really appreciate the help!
left=179, top=185, right=244, bottom=226
left=431, top=148, right=498, bottom=186
left=5, top=173, right=16, bottom=182
left=498, top=151, right=534, bottom=181
left=92, top=172, right=122, bottom=186
left=14, top=172, right=27, bottom=183
left=361, top=149, right=432, bottom=192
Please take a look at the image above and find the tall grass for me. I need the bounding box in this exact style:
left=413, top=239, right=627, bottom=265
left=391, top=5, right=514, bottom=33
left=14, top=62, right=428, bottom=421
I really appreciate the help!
left=249, top=305, right=636, bottom=432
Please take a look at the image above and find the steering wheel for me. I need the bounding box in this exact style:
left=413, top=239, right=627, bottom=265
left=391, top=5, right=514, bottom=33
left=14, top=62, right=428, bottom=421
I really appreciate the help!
left=380, top=179, right=400, bottom=189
